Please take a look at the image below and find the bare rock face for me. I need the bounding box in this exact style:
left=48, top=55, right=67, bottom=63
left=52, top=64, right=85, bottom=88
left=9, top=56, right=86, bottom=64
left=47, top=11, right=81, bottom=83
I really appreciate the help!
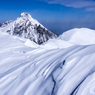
left=0, top=12, right=58, bottom=44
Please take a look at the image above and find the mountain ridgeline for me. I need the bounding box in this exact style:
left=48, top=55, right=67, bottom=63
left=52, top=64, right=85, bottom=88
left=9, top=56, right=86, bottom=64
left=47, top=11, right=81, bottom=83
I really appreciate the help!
left=0, top=13, right=58, bottom=44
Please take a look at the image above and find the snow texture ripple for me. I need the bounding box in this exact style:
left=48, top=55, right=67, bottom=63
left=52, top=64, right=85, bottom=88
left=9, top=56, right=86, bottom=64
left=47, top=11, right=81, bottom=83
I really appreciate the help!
left=0, top=27, right=95, bottom=95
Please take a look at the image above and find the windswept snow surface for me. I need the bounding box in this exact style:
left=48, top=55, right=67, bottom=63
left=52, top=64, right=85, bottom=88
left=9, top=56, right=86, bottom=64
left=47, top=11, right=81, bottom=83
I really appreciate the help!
left=74, top=72, right=95, bottom=95
left=0, top=28, right=95, bottom=95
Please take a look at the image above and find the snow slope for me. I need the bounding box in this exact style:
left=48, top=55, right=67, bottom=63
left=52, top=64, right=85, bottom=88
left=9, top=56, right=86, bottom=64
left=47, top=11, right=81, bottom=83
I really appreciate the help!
left=58, top=28, right=95, bottom=45
left=0, top=12, right=57, bottom=44
left=74, top=72, right=95, bottom=95
left=0, top=28, right=95, bottom=95
left=40, top=39, right=74, bottom=49
left=25, top=39, right=39, bottom=48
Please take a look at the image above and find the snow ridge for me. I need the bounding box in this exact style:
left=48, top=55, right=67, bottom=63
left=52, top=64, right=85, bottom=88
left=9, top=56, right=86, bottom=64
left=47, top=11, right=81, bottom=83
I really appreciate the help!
left=58, top=28, right=95, bottom=45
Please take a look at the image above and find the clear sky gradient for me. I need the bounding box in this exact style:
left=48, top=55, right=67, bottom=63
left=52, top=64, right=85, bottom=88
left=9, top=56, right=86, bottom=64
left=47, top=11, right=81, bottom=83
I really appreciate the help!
left=0, top=0, right=95, bottom=34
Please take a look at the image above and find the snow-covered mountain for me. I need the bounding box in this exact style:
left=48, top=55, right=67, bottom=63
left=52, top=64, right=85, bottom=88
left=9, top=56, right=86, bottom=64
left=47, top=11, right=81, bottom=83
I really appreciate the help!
left=0, top=12, right=57, bottom=44
left=0, top=27, right=95, bottom=95
left=0, top=20, right=13, bottom=27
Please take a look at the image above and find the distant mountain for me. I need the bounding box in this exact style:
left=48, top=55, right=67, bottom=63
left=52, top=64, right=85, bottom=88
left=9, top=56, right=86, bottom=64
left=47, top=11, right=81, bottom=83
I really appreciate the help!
left=0, top=20, right=13, bottom=27
left=0, top=12, right=58, bottom=44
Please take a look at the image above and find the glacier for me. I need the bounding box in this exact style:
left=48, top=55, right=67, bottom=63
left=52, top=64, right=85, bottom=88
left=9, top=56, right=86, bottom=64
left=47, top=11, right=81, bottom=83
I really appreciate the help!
left=0, top=27, right=95, bottom=95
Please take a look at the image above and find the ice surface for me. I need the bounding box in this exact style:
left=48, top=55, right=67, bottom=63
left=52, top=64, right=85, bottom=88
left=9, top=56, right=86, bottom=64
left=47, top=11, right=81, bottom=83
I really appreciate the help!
left=0, top=28, right=95, bottom=95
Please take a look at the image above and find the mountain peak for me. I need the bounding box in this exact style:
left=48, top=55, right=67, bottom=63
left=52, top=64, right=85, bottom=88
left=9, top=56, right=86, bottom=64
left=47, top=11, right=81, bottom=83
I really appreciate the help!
left=19, top=12, right=32, bottom=18
left=18, top=12, right=39, bottom=26
left=0, top=12, right=58, bottom=44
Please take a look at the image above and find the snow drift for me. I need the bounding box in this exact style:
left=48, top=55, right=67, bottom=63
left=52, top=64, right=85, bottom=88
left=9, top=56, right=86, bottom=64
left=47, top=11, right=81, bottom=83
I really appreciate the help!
left=40, top=39, right=74, bottom=49
left=0, top=28, right=95, bottom=95
left=58, top=28, right=95, bottom=45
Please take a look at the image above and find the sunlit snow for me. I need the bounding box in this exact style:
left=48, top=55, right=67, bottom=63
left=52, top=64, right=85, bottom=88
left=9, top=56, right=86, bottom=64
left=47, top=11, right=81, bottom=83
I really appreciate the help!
left=0, top=28, right=95, bottom=95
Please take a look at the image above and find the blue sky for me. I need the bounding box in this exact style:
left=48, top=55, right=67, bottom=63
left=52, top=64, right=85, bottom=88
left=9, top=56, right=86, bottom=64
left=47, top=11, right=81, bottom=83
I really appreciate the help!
left=0, top=0, right=95, bottom=34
